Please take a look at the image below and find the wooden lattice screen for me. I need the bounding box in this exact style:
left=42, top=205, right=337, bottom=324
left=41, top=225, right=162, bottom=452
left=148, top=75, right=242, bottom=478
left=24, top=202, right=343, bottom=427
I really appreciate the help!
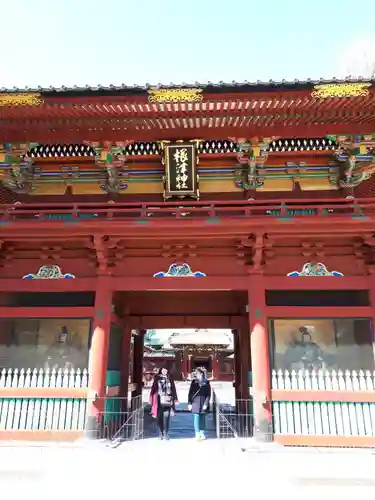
left=0, top=184, right=17, bottom=204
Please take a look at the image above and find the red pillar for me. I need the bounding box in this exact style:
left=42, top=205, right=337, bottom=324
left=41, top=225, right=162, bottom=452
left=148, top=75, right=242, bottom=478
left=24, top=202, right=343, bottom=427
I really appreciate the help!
left=248, top=275, right=272, bottom=442
left=85, top=280, right=112, bottom=438
left=187, top=354, right=192, bottom=377
left=179, top=352, right=185, bottom=380
left=239, top=328, right=251, bottom=400
left=369, top=270, right=375, bottom=344
left=232, top=330, right=241, bottom=401
left=182, top=350, right=188, bottom=379
left=211, top=351, right=220, bottom=380
left=131, top=330, right=145, bottom=399
left=120, top=324, right=132, bottom=411
left=215, top=353, right=220, bottom=380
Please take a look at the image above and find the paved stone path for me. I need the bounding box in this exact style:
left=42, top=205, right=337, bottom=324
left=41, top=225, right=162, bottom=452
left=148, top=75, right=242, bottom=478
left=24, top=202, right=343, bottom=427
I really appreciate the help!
left=1, top=439, right=375, bottom=496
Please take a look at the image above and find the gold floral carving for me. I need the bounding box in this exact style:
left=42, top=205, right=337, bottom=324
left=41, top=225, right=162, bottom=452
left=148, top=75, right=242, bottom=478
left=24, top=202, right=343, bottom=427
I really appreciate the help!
left=311, top=83, right=371, bottom=99
left=0, top=93, right=43, bottom=107
left=148, top=88, right=203, bottom=103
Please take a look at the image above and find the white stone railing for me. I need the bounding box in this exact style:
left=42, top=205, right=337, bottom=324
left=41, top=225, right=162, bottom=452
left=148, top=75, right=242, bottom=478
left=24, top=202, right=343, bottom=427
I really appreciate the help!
left=272, top=369, right=375, bottom=438
left=0, top=368, right=89, bottom=388
left=0, top=368, right=89, bottom=431
left=272, top=369, right=375, bottom=390
left=0, top=397, right=87, bottom=432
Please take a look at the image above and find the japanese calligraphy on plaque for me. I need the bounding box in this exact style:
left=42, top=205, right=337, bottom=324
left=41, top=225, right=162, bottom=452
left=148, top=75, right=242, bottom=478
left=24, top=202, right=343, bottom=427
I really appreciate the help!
left=162, top=143, right=199, bottom=199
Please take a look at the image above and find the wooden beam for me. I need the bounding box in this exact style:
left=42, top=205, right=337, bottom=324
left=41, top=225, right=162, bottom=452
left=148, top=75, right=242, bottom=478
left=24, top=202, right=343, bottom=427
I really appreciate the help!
left=2, top=218, right=375, bottom=241
left=126, top=315, right=246, bottom=329
left=266, top=306, right=372, bottom=318
left=111, top=276, right=248, bottom=291
left=0, top=276, right=371, bottom=293
left=264, top=276, right=370, bottom=290
left=3, top=122, right=375, bottom=144
left=0, top=306, right=94, bottom=318
left=0, top=278, right=99, bottom=292
left=27, top=100, right=373, bottom=120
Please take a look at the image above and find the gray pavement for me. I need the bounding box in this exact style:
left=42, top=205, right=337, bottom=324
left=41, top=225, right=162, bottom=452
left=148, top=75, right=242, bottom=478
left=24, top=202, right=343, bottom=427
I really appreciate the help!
left=1, top=437, right=375, bottom=495
left=1, top=381, right=375, bottom=495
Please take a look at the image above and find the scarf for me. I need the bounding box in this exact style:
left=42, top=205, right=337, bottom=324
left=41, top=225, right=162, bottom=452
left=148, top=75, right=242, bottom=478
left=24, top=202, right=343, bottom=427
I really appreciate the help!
left=158, top=375, right=172, bottom=396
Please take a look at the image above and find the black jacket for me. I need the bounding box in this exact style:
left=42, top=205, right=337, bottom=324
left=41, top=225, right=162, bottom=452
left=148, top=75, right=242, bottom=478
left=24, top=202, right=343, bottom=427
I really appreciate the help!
left=150, top=375, right=178, bottom=407
left=188, top=379, right=211, bottom=414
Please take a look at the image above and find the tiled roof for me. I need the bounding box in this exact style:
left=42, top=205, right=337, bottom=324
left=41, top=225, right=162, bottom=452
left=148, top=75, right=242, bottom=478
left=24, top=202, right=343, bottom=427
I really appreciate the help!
left=0, top=76, right=372, bottom=95
left=144, top=351, right=176, bottom=358
left=169, top=329, right=233, bottom=346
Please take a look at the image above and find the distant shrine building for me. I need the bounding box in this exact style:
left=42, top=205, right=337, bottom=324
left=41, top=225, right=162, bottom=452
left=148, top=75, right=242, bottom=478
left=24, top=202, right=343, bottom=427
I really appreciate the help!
left=1, top=80, right=375, bottom=446
left=143, top=329, right=234, bottom=384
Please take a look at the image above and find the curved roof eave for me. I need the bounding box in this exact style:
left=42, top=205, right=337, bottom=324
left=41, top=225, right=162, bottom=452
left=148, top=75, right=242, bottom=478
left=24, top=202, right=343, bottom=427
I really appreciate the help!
left=0, top=76, right=372, bottom=96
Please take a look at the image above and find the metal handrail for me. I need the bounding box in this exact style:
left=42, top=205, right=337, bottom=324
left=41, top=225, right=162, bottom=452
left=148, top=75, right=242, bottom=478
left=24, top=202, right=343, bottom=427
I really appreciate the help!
left=213, top=390, right=239, bottom=439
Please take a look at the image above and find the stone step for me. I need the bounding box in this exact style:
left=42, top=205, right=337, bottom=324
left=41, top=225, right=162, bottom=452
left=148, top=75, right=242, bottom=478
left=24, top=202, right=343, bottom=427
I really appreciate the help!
left=144, top=411, right=216, bottom=439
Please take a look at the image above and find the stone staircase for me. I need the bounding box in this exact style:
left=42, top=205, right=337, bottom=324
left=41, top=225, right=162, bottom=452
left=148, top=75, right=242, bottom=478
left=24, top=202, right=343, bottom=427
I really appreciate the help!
left=142, top=381, right=233, bottom=440
left=144, top=409, right=216, bottom=440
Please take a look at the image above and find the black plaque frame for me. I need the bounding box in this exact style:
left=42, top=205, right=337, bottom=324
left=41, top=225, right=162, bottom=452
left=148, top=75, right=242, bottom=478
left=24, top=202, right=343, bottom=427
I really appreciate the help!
left=162, top=142, right=199, bottom=199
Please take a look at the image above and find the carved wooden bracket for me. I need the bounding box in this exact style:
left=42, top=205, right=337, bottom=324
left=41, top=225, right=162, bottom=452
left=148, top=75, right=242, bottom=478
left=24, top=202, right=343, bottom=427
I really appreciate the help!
left=92, top=235, right=110, bottom=275
left=332, top=135, right=375, bottom=188
left=231, top=137, right=277, bottom=190
left=85, top=141, right=130, bottom=193
left=300, top=241, right=325, bottom=259
left=361, top=236, right=375, bottom=272
left=0, top=142, right=38, bottom=193
left=237, top=233, right=266, bottom=273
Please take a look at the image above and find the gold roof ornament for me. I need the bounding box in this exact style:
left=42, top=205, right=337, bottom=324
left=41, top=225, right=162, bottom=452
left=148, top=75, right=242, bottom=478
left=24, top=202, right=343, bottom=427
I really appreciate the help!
left=0, top=93, right=43, bottom=107
left=148, top=88, right=203, bottom=103
left=311, top=83, right=371, bottom=99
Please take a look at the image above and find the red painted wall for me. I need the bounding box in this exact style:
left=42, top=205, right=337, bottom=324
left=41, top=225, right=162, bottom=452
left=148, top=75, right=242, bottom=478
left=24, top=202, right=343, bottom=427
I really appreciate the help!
left=120, top=291, right=246, bottom=316
left=114, top=256, right=242, bottom=278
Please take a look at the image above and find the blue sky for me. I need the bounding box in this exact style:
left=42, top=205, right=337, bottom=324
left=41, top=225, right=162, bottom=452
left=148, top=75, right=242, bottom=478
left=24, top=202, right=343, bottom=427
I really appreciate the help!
left=1, top=0, right=375, bottom=88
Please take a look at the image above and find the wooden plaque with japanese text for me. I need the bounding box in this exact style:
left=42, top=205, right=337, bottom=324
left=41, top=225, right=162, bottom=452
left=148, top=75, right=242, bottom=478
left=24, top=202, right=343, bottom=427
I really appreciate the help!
left=163, top=143, right=198, bottom=199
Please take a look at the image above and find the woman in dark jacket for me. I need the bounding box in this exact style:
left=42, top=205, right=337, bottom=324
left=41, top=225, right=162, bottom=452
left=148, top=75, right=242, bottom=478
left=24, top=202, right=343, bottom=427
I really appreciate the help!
left=149, top=367, right=178, bottom=440
left=188, top=367, right=211, bottom=440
